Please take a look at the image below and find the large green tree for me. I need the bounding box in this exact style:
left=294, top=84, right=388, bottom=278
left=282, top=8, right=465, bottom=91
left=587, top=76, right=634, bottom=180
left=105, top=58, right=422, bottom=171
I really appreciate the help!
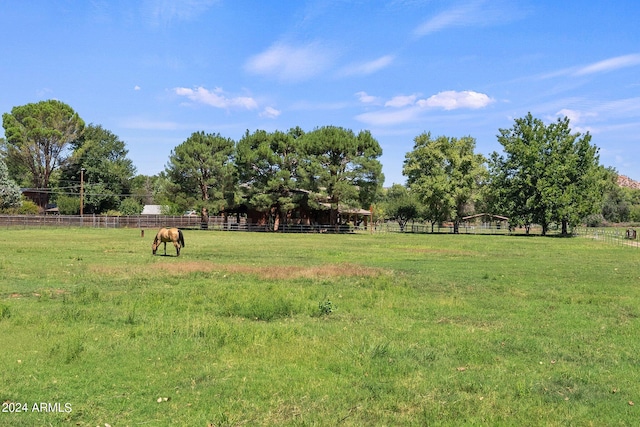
left=236, top=128, right=303, bottom=230
left=383, top=184, right=420, bottom=232
left=301, top=126, right=383, bottom=225
left=60, top=124, right=136, bottom=214
left=600, top=167, right=634, bottom=223
left=2, top=100, right=84, bottom=202
left=164, top=131, right=236, bottom=213
left=488, top=113, right=603, bottom=235
left=403, top=133, right=485, bottom=233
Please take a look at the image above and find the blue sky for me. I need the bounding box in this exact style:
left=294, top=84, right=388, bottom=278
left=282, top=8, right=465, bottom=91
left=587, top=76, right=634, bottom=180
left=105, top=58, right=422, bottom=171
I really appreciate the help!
left=1, top=0, right=639, bottom=185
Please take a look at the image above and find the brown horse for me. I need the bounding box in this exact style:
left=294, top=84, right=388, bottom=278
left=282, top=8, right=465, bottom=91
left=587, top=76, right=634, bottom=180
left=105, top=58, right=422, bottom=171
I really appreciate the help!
left=152, top=227, right=185, bottom=256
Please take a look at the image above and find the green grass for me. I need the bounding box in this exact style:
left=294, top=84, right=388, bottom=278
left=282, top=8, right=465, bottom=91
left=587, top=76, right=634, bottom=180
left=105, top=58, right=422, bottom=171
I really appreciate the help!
left=1, top=228, right=639, bottom=426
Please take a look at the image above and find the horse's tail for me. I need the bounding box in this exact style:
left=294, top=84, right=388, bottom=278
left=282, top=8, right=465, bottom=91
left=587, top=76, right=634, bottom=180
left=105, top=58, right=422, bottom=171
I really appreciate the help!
left=178, top=229, right=185, bottom=248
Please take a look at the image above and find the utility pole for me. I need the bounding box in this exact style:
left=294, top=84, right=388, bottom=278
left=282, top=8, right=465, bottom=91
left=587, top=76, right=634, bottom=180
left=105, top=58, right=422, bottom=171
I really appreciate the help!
left=80, top=168, right=85, bottom=217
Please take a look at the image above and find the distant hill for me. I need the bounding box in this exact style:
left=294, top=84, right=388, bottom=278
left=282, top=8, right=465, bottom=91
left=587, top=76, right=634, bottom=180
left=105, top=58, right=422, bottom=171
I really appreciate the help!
left=617, top=175, right=640, bottom=190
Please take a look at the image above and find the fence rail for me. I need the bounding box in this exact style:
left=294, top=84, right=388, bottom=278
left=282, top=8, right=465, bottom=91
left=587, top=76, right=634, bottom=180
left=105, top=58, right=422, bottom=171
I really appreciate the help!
left=2, top=215, right=637, bottom=247
left=0, top=214, right=203, bottom=229
left=378, top=222, right=514, bottom=234
left=575, top=226, right=640, bottom=248
left=0, top=215, right=521, bottom=235
left=0, top=214, right=367, bottom=233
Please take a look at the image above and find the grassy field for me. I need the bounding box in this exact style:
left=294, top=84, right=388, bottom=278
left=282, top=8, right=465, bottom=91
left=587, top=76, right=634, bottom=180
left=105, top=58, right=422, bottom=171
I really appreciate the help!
left=0, top=228, right=639, bottom=426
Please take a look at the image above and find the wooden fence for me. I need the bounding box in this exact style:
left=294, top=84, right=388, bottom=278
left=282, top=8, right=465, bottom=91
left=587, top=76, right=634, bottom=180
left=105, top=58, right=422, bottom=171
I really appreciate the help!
left=0, top=214, right=365, bottom=233
left=8, top=215, right=633, bottom=241
left=0, top=214, right=202, bottom=229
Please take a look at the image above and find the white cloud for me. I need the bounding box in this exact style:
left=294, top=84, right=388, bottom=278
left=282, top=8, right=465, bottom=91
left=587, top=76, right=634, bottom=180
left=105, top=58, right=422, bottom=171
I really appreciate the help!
left=414, top=2, right=479, bottom=36
left=599, top=97, right=640, bottom=117
left=355, top=90, right=494, bottom=126
left=537, top=54, right=640, bottom=80
left=340, top=55, right=395, bottom=76
left=418, top=90, right=494, bottom=110
left=245, top=42, right=335, bottom=82
left=355, top=107, right=422, bottom=126
left=259, top=106, right=281, bottom=119
left=554, top=109, right=596, bottom=133
left=385, top=94, right=418, bottom=108
left=174, top=86, right=258, bottom=110
left=555, top=108, right=590, bottom=124
left=134, top=85, right=141, bottom=91
left=413, top=0, right=523, bottom=37
left=355, top=91, right=380, bottom=104
left=574, top=54, right=640, bottom=76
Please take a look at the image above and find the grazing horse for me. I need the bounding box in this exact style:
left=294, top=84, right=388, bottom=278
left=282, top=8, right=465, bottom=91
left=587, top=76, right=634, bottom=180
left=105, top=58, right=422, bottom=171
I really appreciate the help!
left=152, top=227, right=185, bottom=256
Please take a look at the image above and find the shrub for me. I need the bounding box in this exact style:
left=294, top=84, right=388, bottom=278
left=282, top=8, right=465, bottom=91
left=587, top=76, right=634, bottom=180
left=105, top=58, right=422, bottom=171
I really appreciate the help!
left=56, top=194, right=80, bottom=215
left=119, top=197, right=142, bottom=215
left=584, top=213, right=606, bottom=227
left=17, top=199, right=39, bottom=214
left=318, top=299, right=333, bottom=316
left=629, top=205, right=640, bottom=223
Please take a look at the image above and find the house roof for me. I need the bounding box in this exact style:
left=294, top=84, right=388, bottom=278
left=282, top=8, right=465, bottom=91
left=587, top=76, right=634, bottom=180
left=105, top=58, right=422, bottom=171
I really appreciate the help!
left=141, top=205, right=164, bottom=215
left=318, top=203, right=371, bottom=216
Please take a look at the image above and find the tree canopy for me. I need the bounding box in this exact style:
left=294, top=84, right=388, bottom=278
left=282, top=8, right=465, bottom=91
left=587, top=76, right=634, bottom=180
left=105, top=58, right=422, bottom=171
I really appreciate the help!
left=301, top=126, right=384, bottom=224
left=60, top=124, right=137, bottom=214
left=236, top=128, right=303, bottom=230
left=383, top=184, right=420, bottom=232
left=488, top=113, right=603, bottom=235
left=164, top=131, right=236, bottom=214
left=2, top=100, right=84, bottom=198
left=404, top=133, right=485, bottom=232
left=1, top=100, right=629, bottom=231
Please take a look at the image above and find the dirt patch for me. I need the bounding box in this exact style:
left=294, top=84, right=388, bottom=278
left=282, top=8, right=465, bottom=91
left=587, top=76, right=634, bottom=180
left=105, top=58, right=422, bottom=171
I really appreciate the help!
left=90, top=260, right=386, bottom=280
left=7, top=289, right=68, bottom=299
left=152, top=261, right=385, bottom=280
left=405, top=248, right=477, bottom=256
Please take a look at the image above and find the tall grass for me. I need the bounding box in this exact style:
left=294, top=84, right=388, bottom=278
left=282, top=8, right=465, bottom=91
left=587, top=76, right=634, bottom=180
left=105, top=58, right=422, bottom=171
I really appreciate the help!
left=0, top=228, right=639, bottom=425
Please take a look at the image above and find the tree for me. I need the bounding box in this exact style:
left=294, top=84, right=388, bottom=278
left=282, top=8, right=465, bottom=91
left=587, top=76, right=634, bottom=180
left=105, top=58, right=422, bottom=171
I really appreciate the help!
left=383, top=184, right=419, bottom=232
left=119, top=197, right=143, bottom=215
left=55, top=194, right=80, bottom=215
left=301, top=126, right=384, bottom=225
left=0, top=157, right=21, bottom=210
left=129, top=174, right=160, bottom=206
left=236, top=128, right=303, bottom=230
left=403, top=133, right=485, bottom=233
left=60, top=124, right=136, bottom=214
left=164, top=131, right=236, bottom=214
left=600, top=168, right=630, bottom=223
left=489, top=113, right=603, bottom=235
left=2, top=100, right=84, bottom=206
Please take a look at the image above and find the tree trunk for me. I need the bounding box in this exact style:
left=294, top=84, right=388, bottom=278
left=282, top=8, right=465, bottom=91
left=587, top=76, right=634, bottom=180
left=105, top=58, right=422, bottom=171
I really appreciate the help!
left=561, top=220, right=568, bottom=235
left=273, top=212, right=280, bottom=231
left=200, top=207, right=209, bottom=230
left=330, top=208, right=338, bottom=226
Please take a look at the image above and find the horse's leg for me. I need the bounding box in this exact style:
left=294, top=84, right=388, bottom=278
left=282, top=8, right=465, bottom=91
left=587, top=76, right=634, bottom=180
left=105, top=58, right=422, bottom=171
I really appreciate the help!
left=174, top=240, right=180, bottom=256
left=163, top=241, right=167, bottom=256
